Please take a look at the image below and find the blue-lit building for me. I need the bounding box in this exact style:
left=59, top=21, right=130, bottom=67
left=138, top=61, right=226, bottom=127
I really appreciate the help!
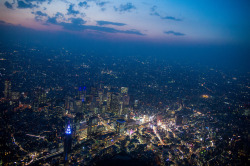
left=64, top=122, right=72, bottom=162
left=116, top=119, right=126, bottom=135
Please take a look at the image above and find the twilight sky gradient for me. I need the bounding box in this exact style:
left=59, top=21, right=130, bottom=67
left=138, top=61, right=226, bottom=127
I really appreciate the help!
left=0, top=0, right=250, bottom=44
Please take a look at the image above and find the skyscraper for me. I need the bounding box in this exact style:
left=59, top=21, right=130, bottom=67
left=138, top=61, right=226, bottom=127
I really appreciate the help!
left=87, top=116, right=98, bottom=138
left=116, top=119, right=126, bottom=135
left=107, top=92, right=112, bottom=112
left=64, top=122, right=72, bottom=162
left=111, top=93, right=120, bottom=115
left=119, top=101, right=123, bottom=116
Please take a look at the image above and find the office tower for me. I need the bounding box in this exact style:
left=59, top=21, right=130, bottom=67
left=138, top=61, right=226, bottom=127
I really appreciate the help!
left=65, top=97, right=74, bottom=112
left=87, top=116, right=98, bottom=138
left=111, top=93, right=120, bottom=115
left=122, top=94, right=130, bottom=106
left=64, top=122, right=72, bottom=162
left=121, top=87, right=129, bottom=107
left=78, top=86, right=86, bottom=101
left=74, top=100, right=83, bottom=113
left=134, top=100, right=139, bottom=108
left=107, top=92, right=111, bottom=111
left=98, top=91, right=103, bottom=106
left=4, top=80, right=11, bottom=99
left=119, top=101, right=123, bottom=116
left=116, top=119, right=126, bottom=135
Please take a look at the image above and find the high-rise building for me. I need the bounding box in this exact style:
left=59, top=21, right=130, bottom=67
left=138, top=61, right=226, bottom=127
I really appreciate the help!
left=64, top=122, right=72, bottom=162
left=111, top=93, right=120, bottom=115
left=74, top=100, right=83, bottom=112
left=3, top=80, right=11, bottom=99
left=107, top=92, right=112, bottom=111
left=87, top=116, right=98, bottom=138
left=119, top=101, right=123, bottom=116
left=98, top=91, right=103, bottom=106
left=116, top=119, right=126, bottom=135
left=121, top=87, right=129, bottom=107
left=122, top=94, right=130, bottom=106
left=134, top=100, right=139, bottom=108
left=78, top=86, right=86, bottom=100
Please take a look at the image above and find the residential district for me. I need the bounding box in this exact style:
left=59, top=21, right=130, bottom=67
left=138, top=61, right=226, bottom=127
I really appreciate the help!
left=0, top=47, right=249, bottom=166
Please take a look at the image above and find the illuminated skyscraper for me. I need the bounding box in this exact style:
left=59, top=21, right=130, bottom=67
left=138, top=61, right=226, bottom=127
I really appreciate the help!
left=87, top=116, right=98, bottom=138
left=116, top=119, right=126, bottom=135
left=111, top=93, right=120, bottom=115
left=107, top=92, right=111, bottom=111
left=134, top=100, right=139, bottom=108
left=122, top=94, right=130, bottom=106
left=119, top=101, right=123, bottom=116
left=78, top=86, right=86, bottom=100
left=64, top=122, right=72, bottom=162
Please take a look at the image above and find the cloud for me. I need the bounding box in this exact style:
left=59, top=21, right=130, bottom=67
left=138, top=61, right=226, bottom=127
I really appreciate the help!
left=114, top=3, right=136, bottom=12
left=0, top=20, right=14, bottom=26
left=161, top=16, right=181, bottom=21
left=122, top=29, right=144, bottom=36
left=17, top=1, right=35, bottom=9
left=4, top=1, right=13, bottom=9
left=150, top=6, right=160, bottom=16
left=0, top=20, right=6, bottom=24
left=96, top=1, right=108, bottom=7
left=46, top=17, right=144, bottom=36
left=164, top=31, right=185, bottom=36
left=78, top=1, right=89, bottom=8
left=25, top=0, right=47, bottom=3
left=150, top=5, right=181, bottom=21
left=44, top=12, right=64, bottom=24
left=67, top=4, right=79, bottom=15
left=55, top=12, right=64, bottom=18
left=97, top=21, right=126, bottom=26
left=71, top=18, right=86, bottom=25
left=32, top=10, right=48, bottom=21
left=34, top=11, right=47, bottom=16
left=81, top=26, right=144, bottom=36
left=25, top=0, right=52, bottom=5
left=47, top=17, right=57, bottom=24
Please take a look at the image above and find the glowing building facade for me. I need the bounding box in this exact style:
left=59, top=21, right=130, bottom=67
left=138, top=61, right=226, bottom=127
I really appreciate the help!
left=116, top=119, right=126, bottom=135
left=64, top=122, right=72, bottom=162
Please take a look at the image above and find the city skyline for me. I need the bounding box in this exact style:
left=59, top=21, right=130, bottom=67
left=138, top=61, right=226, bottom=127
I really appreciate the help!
left=0, top=1, right=249, bottom=165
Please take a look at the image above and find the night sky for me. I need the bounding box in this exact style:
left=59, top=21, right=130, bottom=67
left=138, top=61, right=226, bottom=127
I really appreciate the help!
left=1, top=0, right=250, bottom=43
left=0, top=0, right=249, bottom=70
